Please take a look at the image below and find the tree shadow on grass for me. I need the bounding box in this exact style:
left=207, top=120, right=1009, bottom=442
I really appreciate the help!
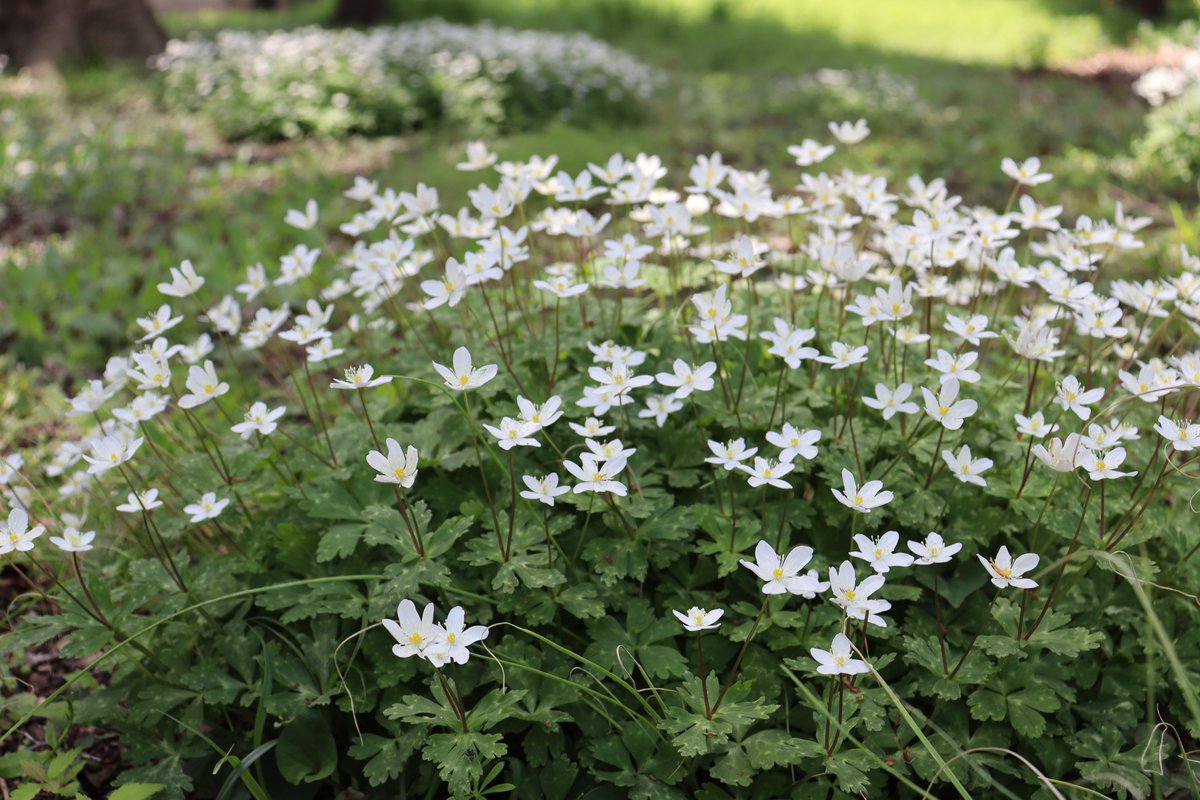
left=369, top=0, right=1149, bottom=204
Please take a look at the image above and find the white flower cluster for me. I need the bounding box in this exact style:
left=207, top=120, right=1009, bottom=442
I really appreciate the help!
left=154, top=20, right=658, bottom=138
left=1134, top=42, right=1200, bottom=106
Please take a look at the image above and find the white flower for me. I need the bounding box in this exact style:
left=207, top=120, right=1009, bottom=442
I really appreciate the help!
left=1078, top=447, right=1137, bottom=481
left=979, top=546, right=1040, bottom=589
left=739, top=457, right=794, bottom=489
left=157, top=260, right=205, bottom=298
left=1015, top=412, right=1059, bottom=438
left=563, top=453, right=628, bottom=495
left=787, top=139, right=835, bottom=166
left=829, top=118, right=870, bottom=144
left=924, top=349, right=981, bottom=384
left=831, top=469, right=893, bottom=513
left=421, top=258, right=468, bottom=309
left=713, top=235, right=765, bottom=278
left=330, top=364, right=392, bottom=390
left=516, top=395, right=563, bottom=431
left=82, top=435, right=143, bottom=475
left=116, top=489, right=163, bottom=513
left=1154, top=416, right=1200, bottom=452
left=306, top=338, right=345, bottom=363
left=483, top=417, right=541, bottom=450
left=850, top=531, right=914, bottom=573
left=655, top=359, right=717, bottom=399
left=382, top=599, right=439, bottom=659
left=922, top=378, right=977, bottom=431
left=760, top=318, right=819, bottom=367
left=942, top=445, right=993, bottom=487
left=136, top=304, right=183, bottom=341
left=638, top=394, right=683, bottom=427
left=817, top=342, right=869, bottom=369
left=366, top=439, right=419, bottom=488
left=944, top=313, right=997, bottom=347
left=1032, top=433, right=1086, bottom=473
left=428, top=606, right=489, bottom=665
left=766, top=423, right=820, bottom=462
left=432, top=347, right=498, bottom=392
left=739, top=540, right=826, bottom=596
left=672, top=606, right=724, bottom=632
left=568, top=417, right=616, bottom=439
left=236, top=263, right=269, bottom=301
left=520, top=474, right=570, bottom=507
left=50, top=527, right=96, bottom=553
left=284, top=199, right=319, bottom=230
left=276, top=244, right=320, bottom=286
left=232, top=402, right=286, bottom=440
left=178, top=360, right=230, bottom=409
left=862, top=383, right=919, bottom=420
left=456, top=141, right=498, bottom=171
left=0, top=508, right=45, bottom=555
left=907, top=532, right=962, bottom=565
left=534, top=273, right=589, bottom=298
left=344, top=175, right=378, bottom=201
left=705, top=438, right=757, bottom=470
left=1001, top=156, right=1052, bottom=186
left=811, top=633, right=869, bottom=676
left=0, top=453, right=24, bottom=485
left=1054, top=376, right=1104, bottom=421
left=183, top=491, right=230, bottom=523
left=828, top=560, right=886, bottom=609
left=66, top=379, right=116, bottom=417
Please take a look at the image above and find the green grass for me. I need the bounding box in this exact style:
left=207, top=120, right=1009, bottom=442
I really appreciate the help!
left=165, top=0, right=1142, bottom=70
left=0, top=0, right=1177, bottom=374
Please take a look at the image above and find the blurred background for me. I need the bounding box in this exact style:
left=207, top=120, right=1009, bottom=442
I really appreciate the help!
left=4, top=0, right=1200, bottom=432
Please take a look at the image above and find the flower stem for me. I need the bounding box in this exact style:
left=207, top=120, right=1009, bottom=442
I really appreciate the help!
left=710, top=597, right=769, bottom=716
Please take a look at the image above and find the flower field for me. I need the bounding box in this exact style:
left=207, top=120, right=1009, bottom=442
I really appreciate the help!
left=3, top=1, right=1200, bottom=797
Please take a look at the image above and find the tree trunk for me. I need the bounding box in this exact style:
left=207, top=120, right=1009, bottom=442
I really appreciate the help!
left=1117, top=0, right=1167, bottom=17
left=333, top=0, right=385, bottom=26
left=0, top=0, right=167, bottom=72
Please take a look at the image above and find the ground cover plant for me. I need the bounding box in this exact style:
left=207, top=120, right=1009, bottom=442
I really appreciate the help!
left=3, top=122, right=1200, bottom=798
left=154, top=20, right=657, bottom=140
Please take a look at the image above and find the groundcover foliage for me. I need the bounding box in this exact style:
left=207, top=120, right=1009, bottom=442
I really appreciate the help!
left=3, top=131, right=1200, bottom=799
left=154, top=20, right=658, bottom=141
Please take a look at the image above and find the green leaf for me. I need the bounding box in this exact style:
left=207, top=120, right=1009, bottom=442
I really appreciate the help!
left=316, top=522, right=364, bottom=562
left=710, top=745, right=754, bottom=786
left=108, top=784, right=167, bottom=800
left=1023, top=611, right=1104, bottom=657
left=826, top=749, right=874, bottom=793
left=275, top=710, right=337, bottom=784
left=348, top=732, right=421, bottom=787
left=422, top=731, right=508, bottom=796
left=967, top=688, right=1007, bottom=722
left=741, top=729, right=824, bottom=770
